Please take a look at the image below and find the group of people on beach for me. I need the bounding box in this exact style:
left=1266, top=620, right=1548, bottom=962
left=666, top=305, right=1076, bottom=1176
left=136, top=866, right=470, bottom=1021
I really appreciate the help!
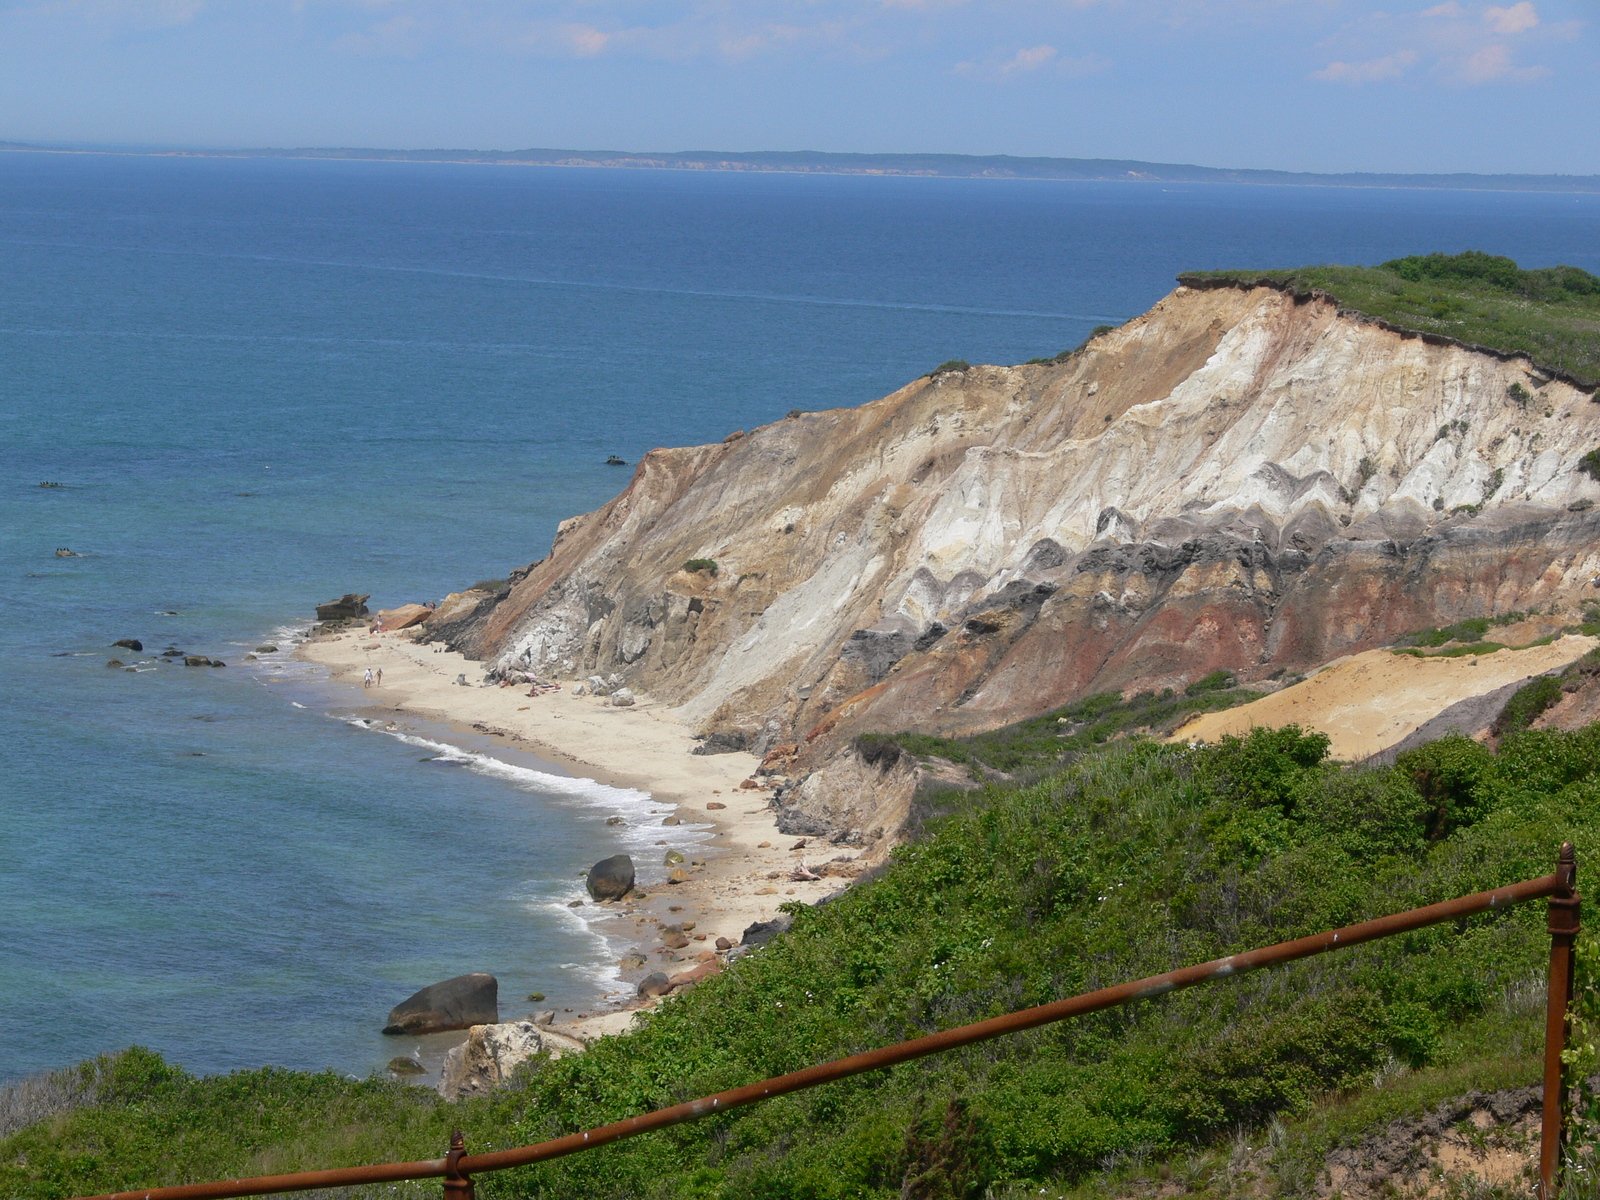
left=363, top=666, right=383, bottom=689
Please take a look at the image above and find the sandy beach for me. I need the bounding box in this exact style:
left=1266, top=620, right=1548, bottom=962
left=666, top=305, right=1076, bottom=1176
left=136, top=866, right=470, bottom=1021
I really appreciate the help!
left=296, top=625, right=855, bottom=1045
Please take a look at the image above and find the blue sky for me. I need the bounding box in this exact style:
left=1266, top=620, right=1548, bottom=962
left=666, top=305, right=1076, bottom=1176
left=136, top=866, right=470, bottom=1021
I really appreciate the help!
left=0, top=1, right=1594, bottom=174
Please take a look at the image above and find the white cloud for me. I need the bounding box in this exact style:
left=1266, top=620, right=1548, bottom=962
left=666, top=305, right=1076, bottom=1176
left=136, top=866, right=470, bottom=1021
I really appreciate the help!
left=954, top=43, right=1106, bottom=80
left=1484, top=2, right=1538, bottom=34
left=1310, top=49, right=1417, bottom=84
left=1451, top=40, right=1548, bottom=82
left=333, top=12, right=422, bottom=56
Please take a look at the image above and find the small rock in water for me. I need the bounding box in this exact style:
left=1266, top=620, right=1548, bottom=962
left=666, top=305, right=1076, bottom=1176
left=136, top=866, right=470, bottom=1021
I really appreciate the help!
left=605, top=816, right=625, bottom=826
left=388, top=1057, right=427, bottom=1076
left=113, top=638, right=143, bottom=652
left=662, top=814, right=680, bottom=826
left=255, top=644, right=278, bottom=654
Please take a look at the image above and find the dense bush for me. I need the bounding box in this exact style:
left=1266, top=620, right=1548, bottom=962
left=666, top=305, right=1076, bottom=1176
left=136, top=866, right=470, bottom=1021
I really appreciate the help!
left=10, top=724, right=1600, bottom=1198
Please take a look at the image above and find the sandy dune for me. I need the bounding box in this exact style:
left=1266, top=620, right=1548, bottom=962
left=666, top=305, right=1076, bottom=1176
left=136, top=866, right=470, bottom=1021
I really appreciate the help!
left=1172, top=635, right=1596, bottom=760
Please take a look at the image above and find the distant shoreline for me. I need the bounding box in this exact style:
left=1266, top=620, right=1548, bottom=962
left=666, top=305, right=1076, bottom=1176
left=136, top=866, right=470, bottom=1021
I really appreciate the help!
left=4, top=141, right=1598, bottom=194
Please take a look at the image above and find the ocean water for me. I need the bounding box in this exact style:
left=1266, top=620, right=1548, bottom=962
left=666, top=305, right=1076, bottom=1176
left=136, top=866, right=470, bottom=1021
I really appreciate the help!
left=3, top=152, right=1598, bottom=1084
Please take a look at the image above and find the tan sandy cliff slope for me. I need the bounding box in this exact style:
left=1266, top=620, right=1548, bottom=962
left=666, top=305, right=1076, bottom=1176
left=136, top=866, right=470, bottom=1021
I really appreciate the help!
left=436, top=283, right=1600, bottom=840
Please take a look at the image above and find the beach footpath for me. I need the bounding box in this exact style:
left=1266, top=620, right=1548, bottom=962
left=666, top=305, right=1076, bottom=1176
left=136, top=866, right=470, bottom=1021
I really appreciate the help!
left=296, top=625, right=858, bottom=1049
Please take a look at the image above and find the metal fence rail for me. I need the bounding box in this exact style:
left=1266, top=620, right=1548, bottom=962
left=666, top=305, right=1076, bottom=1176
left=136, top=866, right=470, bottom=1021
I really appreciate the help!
left=71, top=843, right=1582, bottom=1200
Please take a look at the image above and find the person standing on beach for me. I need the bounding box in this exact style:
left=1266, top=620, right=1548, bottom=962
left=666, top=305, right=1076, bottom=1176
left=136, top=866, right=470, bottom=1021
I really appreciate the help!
left=376, top=666, right=383, bottom=686
left=364, top=667, right=373, bottom=689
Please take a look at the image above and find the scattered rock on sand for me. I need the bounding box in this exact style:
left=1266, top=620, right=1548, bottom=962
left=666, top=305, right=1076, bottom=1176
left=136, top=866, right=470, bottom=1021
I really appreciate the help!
left=706, top=801, right=726, bottom=810
left=637, top=972, right=672, bottom=999
left=742, top=916, right=791, bottom=947
left=715, top=936, right=733, bottom=951
left=610, top=688, right=636, bottom=707
left=663, top=849, right=685, bottom=866
left=661, top=928, right=690, bottom=950
left=383, top=972, right=499, bottom=1035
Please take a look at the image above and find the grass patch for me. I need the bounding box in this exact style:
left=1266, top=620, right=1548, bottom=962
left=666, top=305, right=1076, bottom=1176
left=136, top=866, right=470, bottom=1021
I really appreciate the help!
left=1394, top=640, right=1507, bottom=659
left=859, top=678, right=1262, bottom=780
left=1182, top=252, right=1600, bottom=387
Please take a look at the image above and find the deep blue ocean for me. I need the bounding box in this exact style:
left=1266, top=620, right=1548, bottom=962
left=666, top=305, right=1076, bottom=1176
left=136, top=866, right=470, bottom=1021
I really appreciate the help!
left=3, top=151, right=1598, bottom=1085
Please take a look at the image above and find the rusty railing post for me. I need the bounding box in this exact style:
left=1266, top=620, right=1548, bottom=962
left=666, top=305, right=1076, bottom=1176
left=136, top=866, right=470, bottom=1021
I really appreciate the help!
left=1540, top=842, right=1581, bottom=1200
left=442, top=1130, right=474, bottom=1200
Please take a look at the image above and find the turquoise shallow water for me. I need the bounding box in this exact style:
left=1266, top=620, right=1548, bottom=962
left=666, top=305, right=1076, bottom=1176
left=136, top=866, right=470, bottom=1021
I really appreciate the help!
left=3, top=152, right=1598, bottom=1083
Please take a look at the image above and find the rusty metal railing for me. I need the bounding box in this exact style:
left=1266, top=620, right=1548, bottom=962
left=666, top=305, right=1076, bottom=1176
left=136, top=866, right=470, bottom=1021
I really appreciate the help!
left=73, top=843, right=1583, bottom=1200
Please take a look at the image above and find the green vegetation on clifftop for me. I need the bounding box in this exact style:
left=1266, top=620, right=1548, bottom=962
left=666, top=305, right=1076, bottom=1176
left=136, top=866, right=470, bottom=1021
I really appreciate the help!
left=1181, top=251, right=1600, bottom=387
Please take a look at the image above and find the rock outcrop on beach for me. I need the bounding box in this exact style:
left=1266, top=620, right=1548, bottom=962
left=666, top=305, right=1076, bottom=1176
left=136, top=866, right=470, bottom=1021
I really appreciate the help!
left=437, top=1020, right=583, bottom=1100
left=383, top=972, right=499, bottom=1036
left=437, top=283, right=1600, bottom=841
left=315, top=593, right=370, bottom=621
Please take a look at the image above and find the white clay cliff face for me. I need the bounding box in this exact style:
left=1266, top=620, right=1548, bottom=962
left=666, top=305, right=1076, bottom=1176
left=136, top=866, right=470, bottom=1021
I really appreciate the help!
left=449, top=284, right=1600, bottom=760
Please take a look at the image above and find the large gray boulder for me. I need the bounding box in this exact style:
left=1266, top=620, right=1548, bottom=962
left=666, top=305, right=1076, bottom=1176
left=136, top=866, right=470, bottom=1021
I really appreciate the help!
left=586, top=854, right=635, bottom=902
left=382, top=972, right=498, bottom=1035
left=315, top=593, right=370, bottom=621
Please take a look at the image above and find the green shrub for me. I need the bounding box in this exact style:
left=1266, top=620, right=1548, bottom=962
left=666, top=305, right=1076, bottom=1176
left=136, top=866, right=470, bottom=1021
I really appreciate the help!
left=682, top=559, right=719, bottom=576
left=470, top=577, right=509, bottom=593
left=1184, top=669, right=1236, bottom=697
left=1507, top=381, right=1531, bottom=407
left=1394, top=734, right=1493, bottom=840
left=1399, top=617, right=1491, bottom=648
left=16, top=724, right=1600, bottom=1198
left=1580, top=448, right=1600, bottom=482
left=1492, top=674, right=1565, bottom=738
left=929, top=360, right=971, bottom=376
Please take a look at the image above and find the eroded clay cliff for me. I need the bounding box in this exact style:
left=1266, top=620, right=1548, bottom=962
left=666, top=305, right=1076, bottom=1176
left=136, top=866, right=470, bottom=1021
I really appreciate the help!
left=442, top=283, right=1600, bottom=835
